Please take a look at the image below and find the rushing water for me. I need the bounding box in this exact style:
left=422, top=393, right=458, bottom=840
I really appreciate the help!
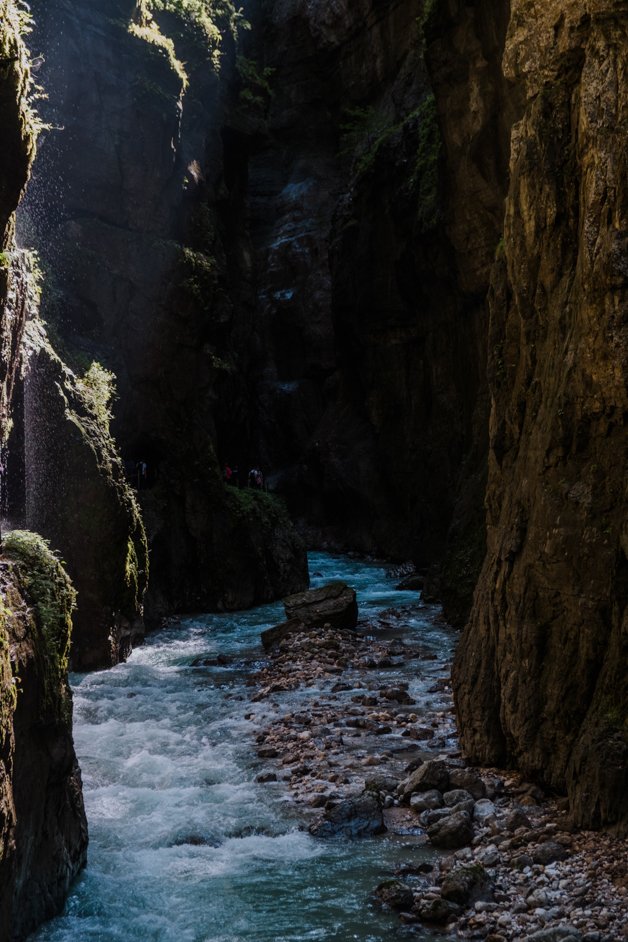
left=32, top=553, right=456, bottom=942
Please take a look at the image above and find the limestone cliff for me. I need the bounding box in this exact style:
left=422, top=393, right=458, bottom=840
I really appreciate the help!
left=453, top=0, right=628, bottom=832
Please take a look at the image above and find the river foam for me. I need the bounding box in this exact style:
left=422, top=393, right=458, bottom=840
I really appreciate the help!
left=32, top=553, right=452, bottom=942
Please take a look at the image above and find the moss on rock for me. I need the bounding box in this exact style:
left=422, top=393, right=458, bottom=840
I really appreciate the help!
left=3, top=530, right=76, bottom=722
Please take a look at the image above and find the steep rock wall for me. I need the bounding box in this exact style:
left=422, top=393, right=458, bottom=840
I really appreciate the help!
left=0, top=12, right=87, bottom=939
left=23, top=0, right=308, bottom=627
left=454, top=0, right=628, bottom=832
left=23, top=340, right=149, bottom=669
left=238, top=0, right=493, bottom=618
left=0, top=0, right=35, bottom=449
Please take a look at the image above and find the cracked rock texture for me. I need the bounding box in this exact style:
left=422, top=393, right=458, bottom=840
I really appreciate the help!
left=453, top=0, right=628, bottom=833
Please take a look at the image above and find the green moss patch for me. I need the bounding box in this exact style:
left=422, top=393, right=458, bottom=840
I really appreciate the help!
left=224, top=489, right=292, bottom=535
left=3, top=530, right=76, bottom=720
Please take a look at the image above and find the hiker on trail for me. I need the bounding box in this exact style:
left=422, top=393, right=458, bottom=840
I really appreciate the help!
left=224, top=464, right=233, bottom=485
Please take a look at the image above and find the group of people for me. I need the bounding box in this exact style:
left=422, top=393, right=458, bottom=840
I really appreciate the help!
left=224, top=464, right=266, bottom=491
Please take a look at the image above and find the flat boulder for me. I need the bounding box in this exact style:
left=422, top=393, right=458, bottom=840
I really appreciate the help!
left=284, top=582, right=358, bottom=631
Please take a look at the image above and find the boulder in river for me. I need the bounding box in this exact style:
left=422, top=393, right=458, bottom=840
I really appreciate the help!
left=309, top=790, right=385, bottom=839
left=371, top=879, right=414, bottom=910
left=283, top=582, right=358, bottom=631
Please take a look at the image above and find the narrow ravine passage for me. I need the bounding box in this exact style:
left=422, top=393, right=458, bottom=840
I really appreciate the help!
left=32, top=554, right=456, bottom=942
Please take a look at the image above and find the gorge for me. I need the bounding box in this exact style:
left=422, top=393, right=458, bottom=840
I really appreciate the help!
left=0, top=0, right=626, bottom=939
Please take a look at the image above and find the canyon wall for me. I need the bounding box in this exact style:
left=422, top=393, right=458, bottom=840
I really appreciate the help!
left=10, top=0, right=627, bottom=836
left=23, top=0, right=308, bottom=628
left=0, top=10, right=87, bottom=939
left=234, top=0, right=494, bottom=623
left=453, top=0, right=628, bottom=832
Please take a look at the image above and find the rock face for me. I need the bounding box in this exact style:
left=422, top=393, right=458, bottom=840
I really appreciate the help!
left=0, top=532, right=88, bottom=941
left=9, top=0, right=628, bottom=839
left=0, top=15, right=87, bottom=939
left=243, top=0, right=493, bottom=613
left=0, top=0, right=36, bottom=450
left=22, top=342, right=149, bottom=669
left=21, top=0, right=308, bottom=627
left=453, top=0, right=628, bottom=832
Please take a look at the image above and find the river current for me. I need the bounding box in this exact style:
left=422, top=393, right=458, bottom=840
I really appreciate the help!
left=32, top=553, right=455, bottom=942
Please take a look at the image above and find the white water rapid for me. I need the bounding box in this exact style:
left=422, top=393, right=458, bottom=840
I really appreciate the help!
left=32, top=553, right=456, bottom=942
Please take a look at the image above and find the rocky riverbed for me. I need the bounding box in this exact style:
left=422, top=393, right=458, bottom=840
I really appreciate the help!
left=246, top=592, right=628, bottom=942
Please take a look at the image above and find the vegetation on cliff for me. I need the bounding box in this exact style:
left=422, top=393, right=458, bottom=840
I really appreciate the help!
left=134, top=0, right=248, bottom=76
left=3, top=530, right=75, bottom=721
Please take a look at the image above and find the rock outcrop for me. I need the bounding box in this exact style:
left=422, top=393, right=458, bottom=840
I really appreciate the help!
left=0, top=531, right=88, bottom=941
left=23, top=340, right=149, bottom=669
left=453, top=0, right=628, bottom=832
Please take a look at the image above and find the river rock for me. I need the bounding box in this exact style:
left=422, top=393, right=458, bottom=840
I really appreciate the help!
left=532, top=841, right=569, bottom=865
left=444, top=788, right=474, bottom=807
left=371, top=879, right=414, bottom=910
left=503, top=808, right=532, bottom=832
left=261, top=618, right=305, bottom=651
left=521, top=928, right=582, bottom=942
left=427, top=811, right=474, bottom=849
left=400, top=760, right=450, bottom=799
left=364, top=775, right=399, bottom=795
left=410, top=789, right=443, bottom=812
left=309, top=790, right=385, bottom=839
left=284, top=582, right=358, bottom=631
left=448, top=768, right=487, bottom=799
left=473, top=799, right=497, bottom=825
left=395, top=574, right=424, bottom=591
left=417, top=898, right=463, bottom=924
left=441, top=863, right=493, bottom=906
